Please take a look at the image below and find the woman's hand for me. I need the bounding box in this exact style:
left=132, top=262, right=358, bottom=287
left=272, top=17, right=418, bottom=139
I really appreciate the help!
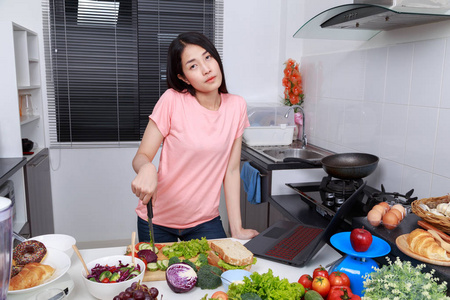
left=231, top=227, right=259, bottom=240
left=131, top=162, right=158, bottom=205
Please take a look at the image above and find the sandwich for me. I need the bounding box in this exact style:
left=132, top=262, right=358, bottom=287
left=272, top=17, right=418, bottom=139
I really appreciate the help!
left=207, top=239, right=256, bottom=271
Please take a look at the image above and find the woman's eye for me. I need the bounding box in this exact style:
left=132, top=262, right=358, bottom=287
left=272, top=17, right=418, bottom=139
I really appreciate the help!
left=189, top=64, right=197, bottom=70
left=205, top=55, right=211, bottom=60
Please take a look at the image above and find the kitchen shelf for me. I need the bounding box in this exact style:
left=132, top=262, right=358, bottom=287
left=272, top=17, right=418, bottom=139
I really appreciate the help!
left=20, top=115, right=40, bottom=126
left=294, top=4, right=450, bottom=40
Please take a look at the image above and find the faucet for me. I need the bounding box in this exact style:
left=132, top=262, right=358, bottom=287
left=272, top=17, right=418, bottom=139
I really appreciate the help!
left=285, top=105, right=307, bottom=148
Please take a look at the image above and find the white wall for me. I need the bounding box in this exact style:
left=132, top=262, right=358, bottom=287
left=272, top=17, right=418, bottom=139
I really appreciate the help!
left=297, top=0, right=450, bottom=199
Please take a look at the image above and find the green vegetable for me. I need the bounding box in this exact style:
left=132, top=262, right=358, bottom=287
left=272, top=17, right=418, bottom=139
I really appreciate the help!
left=304, top=290, right=324, bottom=300
left=162, top=237, right=210, bottom=259
left=182, top=259, right=198, bottom=272
left=109, top=272, right=120, bottom=282
left=147, top=262, right=158, bottom=271
left=99, top=270, right=112, bottom=281
left=157, top=259, right=169, bottom=271
left=241, top=292, right=263, bottom=300
left=196, top=264, right=223, bottom=290
left=218, top=257, right=257, bottom=270
left=227, top=269, right=305, bottom=300
left=363, top=256, right=450, bottom=300
left=168, top=256, right=181, bottom=266
left=195, top=253, right=209, bottom=268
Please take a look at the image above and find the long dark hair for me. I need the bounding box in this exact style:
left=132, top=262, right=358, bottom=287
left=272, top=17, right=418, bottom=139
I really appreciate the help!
left=166, top=32, right=228, bottom=96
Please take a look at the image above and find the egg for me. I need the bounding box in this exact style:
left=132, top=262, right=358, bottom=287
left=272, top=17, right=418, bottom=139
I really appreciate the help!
left=390, top=208, right=403, bottom=221
left=392, top=204, right=406, bottom=219
left=367, top=209, right=382, bottom=226
left=372, top=205, right=387, bottom=216
left=378, top=202, right=391, bottom=212
left=382, top=211, right=399, bottom=230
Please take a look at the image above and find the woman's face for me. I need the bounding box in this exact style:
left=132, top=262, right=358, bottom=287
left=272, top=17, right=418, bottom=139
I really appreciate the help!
left=178, top=44, right=222, bottom=95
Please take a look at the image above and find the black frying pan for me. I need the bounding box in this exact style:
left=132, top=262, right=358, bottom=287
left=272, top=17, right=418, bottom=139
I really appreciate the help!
left=321, top=153, right=379, bottom=180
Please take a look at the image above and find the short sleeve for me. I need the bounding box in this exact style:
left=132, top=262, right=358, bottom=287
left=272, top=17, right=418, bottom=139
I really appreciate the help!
left=149, top=89, right=176, bottom=137
left=236, top=96, right=250, bottom=139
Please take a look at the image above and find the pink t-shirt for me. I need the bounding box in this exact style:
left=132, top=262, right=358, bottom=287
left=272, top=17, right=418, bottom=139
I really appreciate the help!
left=135, top=89, right=249, bottom=229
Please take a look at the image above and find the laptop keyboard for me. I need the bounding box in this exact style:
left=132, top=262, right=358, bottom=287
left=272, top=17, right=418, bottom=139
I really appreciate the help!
left=265, top=226, right=324, bottom=261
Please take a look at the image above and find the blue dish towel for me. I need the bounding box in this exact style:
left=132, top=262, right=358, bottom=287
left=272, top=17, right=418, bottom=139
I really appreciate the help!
left=240, top=162, right=261, bottom=204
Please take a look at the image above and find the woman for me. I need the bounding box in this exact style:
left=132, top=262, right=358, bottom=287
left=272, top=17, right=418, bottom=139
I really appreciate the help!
left=131, top=32, right=259, bottom=243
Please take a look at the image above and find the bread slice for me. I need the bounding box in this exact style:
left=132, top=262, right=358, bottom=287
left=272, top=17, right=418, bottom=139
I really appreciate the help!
left=209, top=239, right=254, bottom=266
left=407, top=229, right=450, bottom=261
left=207, top=250, right=252, bottom=272
left=9, top=262, right=55, bottom=290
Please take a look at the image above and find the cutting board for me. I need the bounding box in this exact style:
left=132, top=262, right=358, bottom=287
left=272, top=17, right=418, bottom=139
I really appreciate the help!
left=395, top=234, right=450, bottom=266
left=129, top=242, right=205, bottom=282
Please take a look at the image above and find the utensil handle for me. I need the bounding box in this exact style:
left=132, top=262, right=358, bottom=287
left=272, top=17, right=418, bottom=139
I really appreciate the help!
left=72, top=245, right=90, bottom=276
left=131, top=231, right=136, bottom=265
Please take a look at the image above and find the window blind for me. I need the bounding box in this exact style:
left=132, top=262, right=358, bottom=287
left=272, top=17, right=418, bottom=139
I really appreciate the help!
left=42, top=0, right=223, bottom=147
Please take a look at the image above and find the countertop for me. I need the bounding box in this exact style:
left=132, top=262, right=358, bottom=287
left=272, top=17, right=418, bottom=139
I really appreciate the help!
left=0, top=157, right=27, bottom=187
left=354, top=213, right=450, bottom=284
left=241, top=141, right=333, bottom=171
left=8, top=239, right=342, bottom=300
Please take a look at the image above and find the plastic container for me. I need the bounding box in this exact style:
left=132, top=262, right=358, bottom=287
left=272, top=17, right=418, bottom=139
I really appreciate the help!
left=244, top=103, right=296, bottom=146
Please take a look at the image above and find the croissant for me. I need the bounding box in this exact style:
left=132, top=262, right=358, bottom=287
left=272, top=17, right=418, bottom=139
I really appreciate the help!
left=9, top=262, right=55, bottom=290
left=407, top=229, right=450, bottom=261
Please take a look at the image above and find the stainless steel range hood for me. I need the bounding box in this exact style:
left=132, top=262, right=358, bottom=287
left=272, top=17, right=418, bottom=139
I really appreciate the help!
left=294, top=1, right=450, bottom=40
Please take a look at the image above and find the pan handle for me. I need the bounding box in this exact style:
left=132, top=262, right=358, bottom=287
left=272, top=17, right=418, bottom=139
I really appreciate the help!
left=283, top=157, right=322, bottom=167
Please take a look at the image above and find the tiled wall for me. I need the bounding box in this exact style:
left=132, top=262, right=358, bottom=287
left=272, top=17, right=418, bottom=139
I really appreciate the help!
left=301, top=37, right=450, bottom=199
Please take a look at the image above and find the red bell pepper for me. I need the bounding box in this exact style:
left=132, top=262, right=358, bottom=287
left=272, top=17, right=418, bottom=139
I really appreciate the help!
left=327, top=286, right=361, bottom=300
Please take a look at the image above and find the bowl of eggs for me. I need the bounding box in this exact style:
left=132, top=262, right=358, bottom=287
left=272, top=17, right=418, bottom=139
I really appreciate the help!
left=367, top=202, right=406, bottom=230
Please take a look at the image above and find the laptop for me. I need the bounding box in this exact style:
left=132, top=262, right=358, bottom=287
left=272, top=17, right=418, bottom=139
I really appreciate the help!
left=244, top=181, right=366, bottom=267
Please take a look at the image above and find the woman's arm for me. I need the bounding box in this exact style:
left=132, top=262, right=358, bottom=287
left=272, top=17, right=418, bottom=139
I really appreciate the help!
left=223, top=136, right=259, bottom=240
left=131, top=119, right=164, bottom=205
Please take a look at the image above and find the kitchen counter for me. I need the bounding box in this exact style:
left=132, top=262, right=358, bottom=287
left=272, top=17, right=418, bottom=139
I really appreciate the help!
left=241, top=141, right=333, bottom=171
left=0, top=157, right=26, bottom=187
left=354, top=213, right=450, bottom=285
left=48, top=239, right=341, bottom=299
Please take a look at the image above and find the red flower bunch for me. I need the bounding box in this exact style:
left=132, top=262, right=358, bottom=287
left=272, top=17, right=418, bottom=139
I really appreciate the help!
left=282, top=58, right=304, bottom=107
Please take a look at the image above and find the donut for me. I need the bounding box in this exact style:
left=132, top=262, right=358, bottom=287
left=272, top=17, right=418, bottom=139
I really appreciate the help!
left=10, top=265, right=22, bottom=278
left=13, top=240, right=47, bottom=266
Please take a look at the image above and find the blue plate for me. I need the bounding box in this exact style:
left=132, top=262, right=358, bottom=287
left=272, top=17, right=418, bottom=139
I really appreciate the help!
left=330, top=232, right=391, bottom=258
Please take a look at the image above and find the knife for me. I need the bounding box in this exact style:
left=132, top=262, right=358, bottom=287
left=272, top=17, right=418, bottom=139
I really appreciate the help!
left=47, top=287, right=69, bottom=300
left=147, top=199, right=156, bottom=253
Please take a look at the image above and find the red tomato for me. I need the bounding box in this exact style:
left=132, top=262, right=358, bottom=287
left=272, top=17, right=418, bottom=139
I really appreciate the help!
left=155, top=243, right=164, bottom=250
left=135, top=242, right=147, bottom=251
left=312, top=276, right=331, bottom=298
left=298, top=274, right=313, bottom=289
left=313, top=265, right=329, bottom=279
left=211, top=291, right=228, bottom=299
left=101, top=277, right=110, bottom=283
left=329, top=271, right=351, bottom=287
left=327, top=286, right=361, bottom=300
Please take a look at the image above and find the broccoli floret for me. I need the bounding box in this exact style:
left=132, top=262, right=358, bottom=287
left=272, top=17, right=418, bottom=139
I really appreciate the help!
left=168, top=256, right=181, bottom=266
left=182, top=259, right=198, bottom=272
left=196, top=264, right=223, bottom=290
left=195, top=253, right=208, bottom=268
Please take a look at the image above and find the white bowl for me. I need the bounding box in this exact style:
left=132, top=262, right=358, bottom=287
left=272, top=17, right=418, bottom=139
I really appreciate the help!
left=221, top=269, right=252, bottom=291
left=81, top=255, right=145, bottom=300
left=31, top=234, right=76, bottom=257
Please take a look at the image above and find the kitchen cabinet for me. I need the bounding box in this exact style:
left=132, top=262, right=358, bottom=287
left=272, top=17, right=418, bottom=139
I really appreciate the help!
left=0, top=21, right=50, bottom=237
left=24, top=148, right=54, bottom=237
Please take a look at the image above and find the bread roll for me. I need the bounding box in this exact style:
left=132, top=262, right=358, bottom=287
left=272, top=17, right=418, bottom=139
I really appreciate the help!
left=407, top=229, right=450, bottom=261
left=9, top=262, right=55, bottom=290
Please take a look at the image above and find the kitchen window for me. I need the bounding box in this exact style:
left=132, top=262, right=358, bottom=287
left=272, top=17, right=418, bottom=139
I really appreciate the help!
left=42, top=0, right=223, bottom=146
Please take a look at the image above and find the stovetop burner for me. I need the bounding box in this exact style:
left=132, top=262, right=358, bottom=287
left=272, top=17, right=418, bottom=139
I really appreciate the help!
left=286, top=179, right=416, bottom=223
left=319, top=176, right=364, bottom=208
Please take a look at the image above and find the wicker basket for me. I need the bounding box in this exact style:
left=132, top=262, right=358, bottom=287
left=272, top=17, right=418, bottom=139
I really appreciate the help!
left=411, top=195, right=450, bottom=234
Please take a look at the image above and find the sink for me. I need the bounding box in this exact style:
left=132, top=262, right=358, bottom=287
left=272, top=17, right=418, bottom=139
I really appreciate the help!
left=250, top=144, right=330, bottom=163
